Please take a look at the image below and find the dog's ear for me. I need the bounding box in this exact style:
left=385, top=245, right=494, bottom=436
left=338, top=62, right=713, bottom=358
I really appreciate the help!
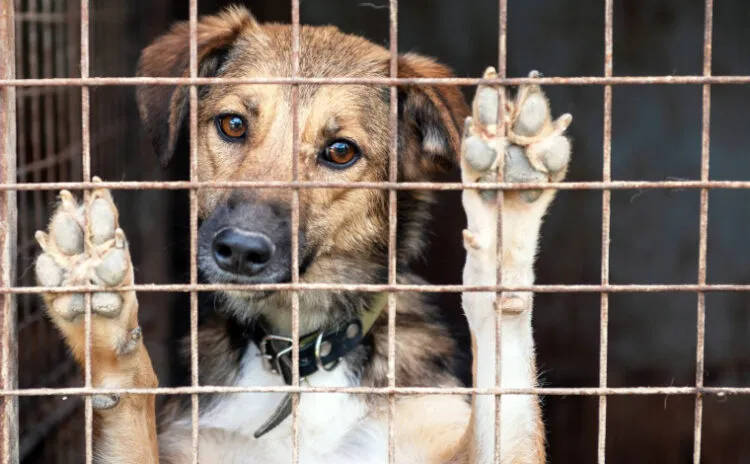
left=397, top=53, right=470, bottom=180
left=136, top=6, right=261, bottom=165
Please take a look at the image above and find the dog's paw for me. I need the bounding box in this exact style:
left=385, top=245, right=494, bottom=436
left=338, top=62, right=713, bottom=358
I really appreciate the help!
left=461, top=68, right=572, bottom=204
left=35, top=179, right=142, bottom=378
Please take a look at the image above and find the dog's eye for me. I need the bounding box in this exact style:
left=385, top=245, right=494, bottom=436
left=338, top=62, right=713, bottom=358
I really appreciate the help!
left=320, top=140, right=361, bottom=169
left=216, top=114, right=247, bottom=141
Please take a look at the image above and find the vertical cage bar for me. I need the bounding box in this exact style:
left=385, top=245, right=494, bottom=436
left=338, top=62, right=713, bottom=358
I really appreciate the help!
left=188, top=0, right=200, bottom=462
left=387, top=0, right=398, bottom=462
left=598, top=0, right=613, bottom=462
left=27, top=0, right=43, bottom=232
left=67, top=0, right=80, bottom=180
left=41, top=0, right=54, bottom=217
left=694, top=0, right=713, bottom=462
left=290, top=0, right=301, bottom=462
left=494, top=0, right=508, bottom=461
left=80, top=0, right=94, bottom=461
left=0, top=0, right=18, bottom=462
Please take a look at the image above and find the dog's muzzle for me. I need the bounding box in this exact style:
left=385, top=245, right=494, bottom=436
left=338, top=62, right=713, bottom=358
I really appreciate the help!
left=212, top=227, right=275, bottom=277
left=197, top=193, right=299, bottom=285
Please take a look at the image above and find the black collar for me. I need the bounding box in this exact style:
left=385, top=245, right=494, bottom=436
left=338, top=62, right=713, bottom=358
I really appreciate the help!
left=250, top=293, right=388, bottom=385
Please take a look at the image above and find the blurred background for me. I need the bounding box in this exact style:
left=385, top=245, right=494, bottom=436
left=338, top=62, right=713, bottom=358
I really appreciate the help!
left=11, top=0, right=750, bottom=462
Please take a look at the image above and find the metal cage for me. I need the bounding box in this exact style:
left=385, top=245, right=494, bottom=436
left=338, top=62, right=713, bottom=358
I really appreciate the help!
left=2, top=0, right=749, bottom=462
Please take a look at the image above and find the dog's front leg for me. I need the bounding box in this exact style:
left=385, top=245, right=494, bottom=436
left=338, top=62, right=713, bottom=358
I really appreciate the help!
left=459, top=68, right=572, bottom=464
left=34, top=180, right=159, bottom=463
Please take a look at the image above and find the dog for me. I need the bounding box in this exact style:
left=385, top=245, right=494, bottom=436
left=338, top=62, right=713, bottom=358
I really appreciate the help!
left=33, top=6, right=572, bottom=463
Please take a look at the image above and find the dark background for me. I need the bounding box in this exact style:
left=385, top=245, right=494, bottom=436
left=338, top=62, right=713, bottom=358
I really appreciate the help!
left=14, top=0, right=750, bottom=462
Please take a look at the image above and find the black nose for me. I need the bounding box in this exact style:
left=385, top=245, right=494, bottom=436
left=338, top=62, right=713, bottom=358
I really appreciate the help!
left=212, top=228, right=275, bottom=276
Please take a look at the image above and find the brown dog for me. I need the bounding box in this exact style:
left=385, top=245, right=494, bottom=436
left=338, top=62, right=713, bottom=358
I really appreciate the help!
left=34, top=6, right=572, bottom=463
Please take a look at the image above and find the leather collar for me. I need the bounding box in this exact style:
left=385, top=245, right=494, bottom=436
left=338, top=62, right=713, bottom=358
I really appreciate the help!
left=250, top=293, right=388, bottom=385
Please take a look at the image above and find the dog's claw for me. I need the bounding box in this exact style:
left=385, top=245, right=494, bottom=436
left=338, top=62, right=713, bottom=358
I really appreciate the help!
left=463, top=230, right=481, bottom=250
left=117, top=326, right=142, bottom=356
left=59, top=190, right=77, bottom=209
left=91, top=393, right=120, bottom=410
left=114, top=228, right=126, bottom=249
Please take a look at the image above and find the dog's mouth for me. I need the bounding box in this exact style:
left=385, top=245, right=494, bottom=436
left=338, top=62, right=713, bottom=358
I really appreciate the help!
left=205, top=257, right=314, bottom=303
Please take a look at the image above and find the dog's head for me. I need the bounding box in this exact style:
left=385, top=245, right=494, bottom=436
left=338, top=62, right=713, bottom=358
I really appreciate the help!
left=136, top=6, right=469, bottom=327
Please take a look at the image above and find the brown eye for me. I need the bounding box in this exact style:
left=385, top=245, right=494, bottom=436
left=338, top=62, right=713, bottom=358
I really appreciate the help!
left=320, top=140, right=361, bottom=168
left=216, top=114, right=247, bottom=140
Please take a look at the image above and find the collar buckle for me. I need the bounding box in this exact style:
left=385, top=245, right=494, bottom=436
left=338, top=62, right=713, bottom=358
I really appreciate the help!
left=313, top=331, right=340, bottom=372
left=259, top=334, right=294, bottom=375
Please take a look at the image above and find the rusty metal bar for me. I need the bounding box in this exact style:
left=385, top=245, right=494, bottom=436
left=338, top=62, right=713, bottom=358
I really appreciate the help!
left=79, top=0, right=94, bottom=461
left=0, top=0, right=18, bottom=462
left=6, top=282, right=750, bottom=294
left=494, top=0, right=508, bottom=461
left=1, top=385, right=748, bottom=397
left=66, top=0, right=79, bottom=182
left=188, top=0, right=200, bottom=461
left=5, top=75, right=750, bottom=87
left=694, top=0, right=713, bottom=461
left=27, top=0, right=43, bottom=232
left=387, top=0, right=399, bottom=462
left=1, top=0, right=733, bottom=461
left=4, top=178, right=750, bottom=192
left=290, top=0, right=301, bottom=462
left=598, top=0, right=614, bottom=461
left=15, top=8, right=126, bottom=24
left=41, top=0, right=55, bottom=222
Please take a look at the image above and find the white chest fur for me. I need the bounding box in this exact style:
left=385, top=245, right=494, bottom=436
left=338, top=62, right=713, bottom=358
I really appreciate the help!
left=184, top=344, right=389, bottom=464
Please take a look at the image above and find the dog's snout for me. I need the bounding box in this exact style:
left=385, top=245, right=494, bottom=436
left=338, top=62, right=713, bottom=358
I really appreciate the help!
left=212, top=228, right=275, bottom=276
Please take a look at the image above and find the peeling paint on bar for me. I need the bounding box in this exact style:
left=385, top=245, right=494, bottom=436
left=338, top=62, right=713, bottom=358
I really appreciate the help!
left=0, top=0, right=18, bottom=461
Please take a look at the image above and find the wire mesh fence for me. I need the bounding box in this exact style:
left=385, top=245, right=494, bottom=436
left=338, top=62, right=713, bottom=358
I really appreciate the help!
left=0, top=0, right=743, bottom=462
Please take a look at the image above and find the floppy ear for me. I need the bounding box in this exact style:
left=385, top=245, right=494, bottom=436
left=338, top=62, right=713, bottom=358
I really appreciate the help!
left=397, top=53, right=470, bottom=180
left=135, top=6, right=261, bottom=165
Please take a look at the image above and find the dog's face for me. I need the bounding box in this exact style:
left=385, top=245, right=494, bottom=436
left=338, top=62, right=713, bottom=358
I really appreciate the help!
left=136, top=7, right=468, bottom=327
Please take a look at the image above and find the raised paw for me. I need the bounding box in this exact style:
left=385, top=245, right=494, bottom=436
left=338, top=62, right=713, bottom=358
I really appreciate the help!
left=34, top=177, right=142, bottom=359
left=461, top=68, right=572, bottom=204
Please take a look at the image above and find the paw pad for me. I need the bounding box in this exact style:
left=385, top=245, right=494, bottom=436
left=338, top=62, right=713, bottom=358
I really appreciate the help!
left=53, top=294, right=85, bottom=321
left=95, top=249, right=128, bottom=286
left=35, top=253, right=63, bottom=287
left=90, top=197, right=117, bottom=245
left=461, top=67, right=572, bottom=204
left=513, top=92, right=548, bottom=137
left=91, top=292, right=123, bottom=318
left=50, top=213, right=83, bottom=255
left=464, top=134, right=497, bottom=173
left=35, top=185, right=131, bottom=322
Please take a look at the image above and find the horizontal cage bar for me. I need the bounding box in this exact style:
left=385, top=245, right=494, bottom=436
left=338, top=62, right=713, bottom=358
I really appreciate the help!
left=2, top=180, right=750, bottom=191
left=2, top=75, right=750, bottom=87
